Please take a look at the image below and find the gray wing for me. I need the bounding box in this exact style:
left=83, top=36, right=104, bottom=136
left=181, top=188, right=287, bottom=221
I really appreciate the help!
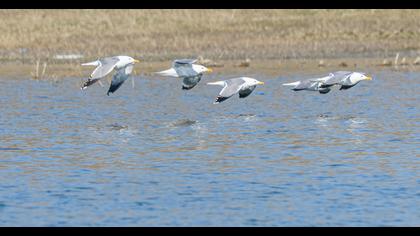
left=91, top=57, right=120, bottom=79
left=173, top=59, right=197, bottom=65
left=293, top=80, right=321, bottom=91
left=219, top=78, right=246, bottom=97
left=239, top=85, right=256, bottom=98
left=173, top=59, right=198, bottom=77
left=321, top=71, right=353, bottom=87
left=107, top=64, right=133, bottom=95
left=214, top=78, right=246, bottom=103
left=182, top=74, right=202, bottom=90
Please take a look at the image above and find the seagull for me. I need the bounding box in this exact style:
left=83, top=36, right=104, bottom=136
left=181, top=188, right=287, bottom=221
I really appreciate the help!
left=81, top=56, right=140, bottom=95
left=319, top=71, right=372, bottom=90
left=283, top=71, right=372, bottom=94
left=207, top=77, right=264, bottom=104
left=282, top=78, right=332, bottom=94
left=155, top=59, right=212, bottom=90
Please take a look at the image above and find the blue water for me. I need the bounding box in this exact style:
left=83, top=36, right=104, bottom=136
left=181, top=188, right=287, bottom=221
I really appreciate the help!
left=0, top=70, right=418, bottom=226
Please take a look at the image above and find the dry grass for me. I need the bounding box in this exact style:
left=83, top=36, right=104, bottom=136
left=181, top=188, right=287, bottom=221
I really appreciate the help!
left=1, top=9, right=420, bottom=63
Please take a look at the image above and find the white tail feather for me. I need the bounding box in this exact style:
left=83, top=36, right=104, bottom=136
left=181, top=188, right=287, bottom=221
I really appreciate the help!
left=282, top=81, right=300, bottom=86
left=154, top=68, right=178, bottom=77
left=207, top=81, right=225, bottom=86
left=81, top=60, right=100, bottom=66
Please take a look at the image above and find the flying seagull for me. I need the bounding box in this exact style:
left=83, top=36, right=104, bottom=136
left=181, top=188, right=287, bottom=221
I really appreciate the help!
left=207, top=77, right=264, bottom=104
left=283, top=71, right=372, bottom=94
left=81, top=56, right=140, bottom=95
left=155, top=59, right=212, bottom=90
left=282, top=78, right=332, bottom=94
left=319, top=71, right=372, bottom=90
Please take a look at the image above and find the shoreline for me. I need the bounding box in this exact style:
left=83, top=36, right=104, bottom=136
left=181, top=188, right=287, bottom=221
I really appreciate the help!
left=2, top=10, right=420, bottom=67
left=1, top=57, right=419, bottom=80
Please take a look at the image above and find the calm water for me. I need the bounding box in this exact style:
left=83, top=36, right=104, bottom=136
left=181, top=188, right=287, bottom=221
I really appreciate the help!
left=0, top=70, right=418, bottom=226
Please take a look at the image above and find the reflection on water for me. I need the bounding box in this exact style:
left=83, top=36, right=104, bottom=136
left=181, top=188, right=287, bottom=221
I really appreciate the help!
left=107, top=123, right=129, bottom=131
left=0, top=70, right=419, bottom=226
left=167, top=119, right=197, bottom=127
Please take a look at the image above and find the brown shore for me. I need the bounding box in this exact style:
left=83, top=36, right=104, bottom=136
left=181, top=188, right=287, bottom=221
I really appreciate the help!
left=1, top=57, right=419, bottom=81
left=1, top=10, right=420, bottom=78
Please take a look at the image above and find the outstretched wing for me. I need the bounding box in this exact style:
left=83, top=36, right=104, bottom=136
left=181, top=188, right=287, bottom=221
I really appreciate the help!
left=107, top=64, right=133, bottom=95
left=293, top=80, right=321, bottom=91
left=173, top=59, right=198, bottom=77
left=214, top=78, right=246, bottom=103
left=182, top=74, right=202, bottom=90
left=174, top=59, right=197, bottom=64
left=91, top=57, right=120, bottom=79
left=321, top=71, right=353, bottom=87
left=238, top=85, right=256, bottom=98
left=308, top=74, right=334, bottom=83
left=219, top=78, right=246, bottom=97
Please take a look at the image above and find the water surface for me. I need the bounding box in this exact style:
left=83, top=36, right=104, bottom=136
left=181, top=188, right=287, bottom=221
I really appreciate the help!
left=0, top=70, right=418, bottom=226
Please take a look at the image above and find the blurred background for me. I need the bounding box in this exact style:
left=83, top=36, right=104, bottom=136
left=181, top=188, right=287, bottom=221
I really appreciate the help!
left=1, top=9, right=420, bottom=62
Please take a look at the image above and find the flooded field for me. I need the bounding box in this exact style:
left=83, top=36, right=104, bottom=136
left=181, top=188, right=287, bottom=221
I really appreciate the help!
left=0, top=69, right=418, bottom=226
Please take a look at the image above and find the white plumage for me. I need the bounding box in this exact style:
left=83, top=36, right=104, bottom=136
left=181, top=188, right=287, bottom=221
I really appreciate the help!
left=81, top=55, right=140, bottom=95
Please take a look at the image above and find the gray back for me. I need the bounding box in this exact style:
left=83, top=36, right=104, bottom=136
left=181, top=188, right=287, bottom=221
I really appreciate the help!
left=174, top=59, right=197, bottom=64
left=323, top=71, right=353, bottom=86
left=173, top=59, right=198, bottom=77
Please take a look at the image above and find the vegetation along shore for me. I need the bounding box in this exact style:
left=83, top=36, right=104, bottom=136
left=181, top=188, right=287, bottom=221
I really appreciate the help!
left=1, top=9, right=420, bottom=78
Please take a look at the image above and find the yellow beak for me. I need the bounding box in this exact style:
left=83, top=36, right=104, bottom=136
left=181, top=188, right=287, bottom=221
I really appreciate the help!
left=258, top=81, right=265, bottom=85
left=207, top=68, right=213, bottom=73
left=133, top=59, right=141, bottom=63
left=366, top=76, right=372, bottom=81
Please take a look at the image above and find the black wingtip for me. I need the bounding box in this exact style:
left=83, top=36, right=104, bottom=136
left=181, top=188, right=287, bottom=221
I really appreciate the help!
left=182, top=83, right=198, bottom=90
left=319, top=84, right=333, bottom=89
left=339, top=85, right=355, bottom=90
left=319, top=88, right=331, bottom=94
left=107, top=81, right=125, bottom=95
left=214, top=96, right=229, bottom=104
left=81, top=78, right=97, bottom=90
